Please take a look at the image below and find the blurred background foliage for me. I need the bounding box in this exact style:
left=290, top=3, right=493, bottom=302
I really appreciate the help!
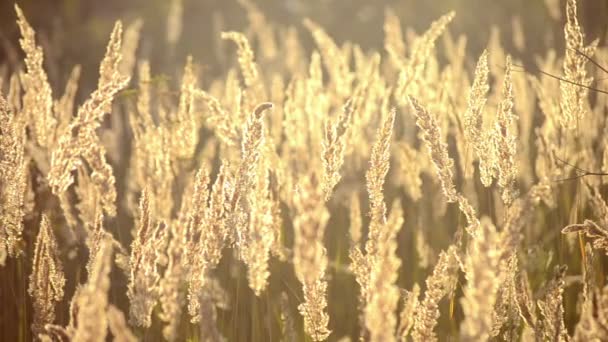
left=1, top=0, right=607, bottom=96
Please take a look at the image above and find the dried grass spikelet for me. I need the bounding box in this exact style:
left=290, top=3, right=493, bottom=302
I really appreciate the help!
left=303, top=18, right=352, bottom=98
left=84, top=207, right=107, bottom=277
left=0, top=93, right=27, bottom=262
left=462, top=50, right=492, bottom=184
left=537, top=265, right=569, bottom=341
left=560, top=0, right=595, bottom=129
left=28, top=215, right=65, bottom=337
left=99, top=21, right=124, bottom=92
left=240, top=166, right=277, bottom=296
left=409, top=96, right=482, bottom=236
left=411, top=246, right=459, bottom=342
left=321, top=98, right=354, bottom=201
left=396, top=12, right=455, bottom=102
left=127, top=189, right=167, bottom=327
left=489, top=254, right=520, bottom=340
left=187, top=165, right=230, bottom=321
left=221, top=31, right=265, bottom=99
left=172, top=55, right=198, bottom=159
left=365, top=199, right=403, bottom=342
left=366, top=109, right=396, bottom=237
left=459, top=218, right=502, bottom=341
left=119, top=19, right=143, bottom=79
left=158, top=220, right=188, bottom=341
left=228, top=102, right=272, bottom=235
left=493, top=56, right=518, bottom=206
left=398, top=285, right=421, bottom=339
left=571, top=244, right=602, bottom=341
left=293, top=175, right=331, bottom=341
left=195, top=89, right=240, bottom=147
left=408, top=96, right=457, bottom=202
left=15, top=4, right=55, bottom=148
left=48, top=21, right=129, bottom=217
left=72, top=238, right=114, bottom=342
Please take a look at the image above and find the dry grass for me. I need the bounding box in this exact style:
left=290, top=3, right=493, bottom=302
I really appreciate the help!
left=4, top=0, right=608, bottom=341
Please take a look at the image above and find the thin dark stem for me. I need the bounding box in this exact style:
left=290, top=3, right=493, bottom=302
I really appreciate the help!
left=572, top=48, right=608, bottom=75
left=511, top=63, right=608, bottom=96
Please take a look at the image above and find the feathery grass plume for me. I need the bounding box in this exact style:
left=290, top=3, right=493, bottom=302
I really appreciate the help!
left=408, top=96, right=457, bottom=202
left=537, top=265, right=569, bottom=341
left=493, top=56, right=518, bottom=206
left=119, top=19, right=143, bottom=79
left=167, top=0, right=183, bottom=46
left=185, top=167, right=211, bottom=318
left=172, top=55, right=198, bottom=159
left=384, top=8, right=407, bottom=69
left=572, top=244, right=603, bottom=341
left=560, top=0, right=595, bottom=129
left=398, top=285, right=420, bottom=339
left=490, top=254, right=520, bottom=340
left=228, top=102, right=272, bottom=237
left=0, top=93, right=27, bottom=263
left=127, top=189, right=166, bottom=327
left=28, top=215, right=65, bottom=337
left=107, top=305, right=137, bottom=342
left=459, top=218, right=502, bottom=341
left=48, top=21, right=129, bottom=217
left=99, top=21, right=124, bottom=92
left=293, top=175, right=331, bottom=341
left=303, top=18, right=352, bottom=98
left=365, top=199, right=403, bottom=342
left=84, top=207, right=106, bottom=277
left=321, top=98, right=354, bottom=201
left=396, top=12, right=455, bottom=101
left=72, top=238, right=114, bottom=342
left=409, top=96, right=482, bottom=236
left=221, top=31, right=265, bottom=99
left=411, top=246, right=459, bottom=342
left=15, top=4, right=55, bottom=148
left=240, top=166, right=276, bottom=295
left=158, top=220, right=188, bottom=341
left=366, top=108, right=396, bottom=239
left=462, top=50, right=492, bottom=184
left=187, top=165, right=230, bottom=321
left=349, top=109, right=400, bottom=340
left=195, top=89, right=240, bottom=147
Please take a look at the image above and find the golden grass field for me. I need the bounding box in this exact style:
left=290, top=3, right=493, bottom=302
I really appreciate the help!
left=2, top=0, right=608, bottom=341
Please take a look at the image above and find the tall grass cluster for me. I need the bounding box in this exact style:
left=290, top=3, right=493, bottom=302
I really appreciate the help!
left=3, top=0, right=608, bottom=341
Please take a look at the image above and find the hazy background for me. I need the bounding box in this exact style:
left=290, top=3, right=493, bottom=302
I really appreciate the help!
left=1, top=0, right=607, bottom=96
